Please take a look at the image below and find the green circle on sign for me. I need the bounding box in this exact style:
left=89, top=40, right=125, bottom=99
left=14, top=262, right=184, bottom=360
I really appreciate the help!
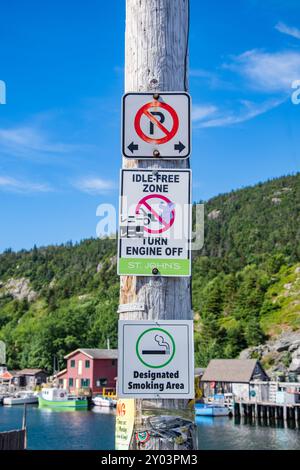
left=136, top=328, right=176, bottom=369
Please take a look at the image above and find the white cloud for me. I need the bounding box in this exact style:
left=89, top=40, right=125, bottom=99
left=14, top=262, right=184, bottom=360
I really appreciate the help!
left=275, top=22, right=300, bottom=40
left=0, top=176, right=52, bottom=193
left=0, top=125, right=89, bottom=159
left=74, top=177, right=115, bottom=195
left=190, top=68, right=212, bottom=78
left=192, top=105, right=218, bottom=122
left=193, top=98, right=284, bottom=128
left=225, top=49, right=300, bottom=93
left=190, top=68, right=234, bottom=90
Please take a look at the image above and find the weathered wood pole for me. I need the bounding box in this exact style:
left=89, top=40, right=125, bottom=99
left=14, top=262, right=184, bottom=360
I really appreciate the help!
left=121, top=0, right=191, bottom=320
left=119, top=0, right=196, bottom=450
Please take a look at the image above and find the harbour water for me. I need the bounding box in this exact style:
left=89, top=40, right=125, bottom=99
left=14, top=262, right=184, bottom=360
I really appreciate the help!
left=0, top=406, right=299, bottom=450
left=0, top=406, right=115, bottom=450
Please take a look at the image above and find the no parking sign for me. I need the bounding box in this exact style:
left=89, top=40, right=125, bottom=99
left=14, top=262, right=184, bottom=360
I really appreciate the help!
left=118, top=169, right=191, bottom=277
left=122, top=92, right=191, bottom=159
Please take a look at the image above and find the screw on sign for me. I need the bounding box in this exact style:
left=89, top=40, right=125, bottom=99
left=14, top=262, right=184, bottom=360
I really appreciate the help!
left=135, top=194, right=175, bottom=235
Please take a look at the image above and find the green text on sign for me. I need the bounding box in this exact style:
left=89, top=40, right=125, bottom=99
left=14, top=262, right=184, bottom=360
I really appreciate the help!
left=118, top=258, right=191, bottom=276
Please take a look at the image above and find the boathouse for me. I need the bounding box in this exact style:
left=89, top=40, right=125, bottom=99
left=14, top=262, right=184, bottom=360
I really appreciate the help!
left=55, top=348, right=118, bottom=395
left=201, top=359, right=269, bottom=401
left=12, top=369, right=48, bottom=389
left=0, top=367, right=47, bottom=390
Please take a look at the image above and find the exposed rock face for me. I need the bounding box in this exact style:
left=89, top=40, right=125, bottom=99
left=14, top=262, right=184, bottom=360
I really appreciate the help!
left=272, top=187, right=292, bottom=196
left=96, top=262, right=103, bottom=273
left=110, top=255, right=117, bottom=266
left=0, top=278, right=37, bottom=302
left=97, top=256, right=116, bottom=274
left=239, top=330, right=300, bottom=377
left=289, top=347, right=300, bottom=373
left=78, top=294, right=90, bottom=301
left=271, top=197, right=281, bottom=204
left=208, top=209, right=221, bottom=220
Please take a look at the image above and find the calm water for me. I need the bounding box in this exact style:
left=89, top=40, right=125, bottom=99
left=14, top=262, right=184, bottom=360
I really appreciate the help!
left=0, top=405, right=299, bottom=450
left=0, top=405, right=115, bottom=450
left=196, top=416, right=300, bottom=450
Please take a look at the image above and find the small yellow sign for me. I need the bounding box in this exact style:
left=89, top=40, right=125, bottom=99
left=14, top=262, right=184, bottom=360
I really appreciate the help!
left=115, top=399, right=135, bottom=450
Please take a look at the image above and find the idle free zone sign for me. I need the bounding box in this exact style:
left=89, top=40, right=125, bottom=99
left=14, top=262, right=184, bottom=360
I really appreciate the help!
left=118, top=169, right=192, bottom=277
left=118, top=320, right=194, bottom=399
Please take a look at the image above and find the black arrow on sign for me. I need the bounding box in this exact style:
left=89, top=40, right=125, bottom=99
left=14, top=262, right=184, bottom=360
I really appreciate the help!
left=174, top=141, right=185, bottom=153
left=127, top=142, right=139, bottom=153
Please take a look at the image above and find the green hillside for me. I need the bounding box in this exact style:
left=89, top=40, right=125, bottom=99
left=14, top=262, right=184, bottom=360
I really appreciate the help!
left=0, top=173, right=299, bottom=371
left=193, top=173, right=300, bottom=365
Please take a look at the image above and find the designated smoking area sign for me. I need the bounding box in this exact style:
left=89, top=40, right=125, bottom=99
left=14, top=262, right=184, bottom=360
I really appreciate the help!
left=122, top=92, right=191, bottom=158
left=118, top=169, right=191, bottom=277
left=118, top=320, right=194, bottom=399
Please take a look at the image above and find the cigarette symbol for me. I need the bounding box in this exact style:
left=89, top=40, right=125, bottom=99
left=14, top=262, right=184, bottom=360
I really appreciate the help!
left=142, top=334, right=170, bottom=355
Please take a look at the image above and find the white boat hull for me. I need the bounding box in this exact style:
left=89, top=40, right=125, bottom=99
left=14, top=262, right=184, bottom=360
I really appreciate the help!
left=3, top=396, right=38, bottom=405
left=92, top=397, right=116, bottom=407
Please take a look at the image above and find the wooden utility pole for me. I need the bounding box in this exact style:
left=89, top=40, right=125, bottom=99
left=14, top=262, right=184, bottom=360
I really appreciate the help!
left=119, top=0, right=196, bottom=450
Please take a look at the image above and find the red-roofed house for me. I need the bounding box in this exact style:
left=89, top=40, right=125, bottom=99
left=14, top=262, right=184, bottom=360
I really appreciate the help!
left=54, top=348, right=118, bottom=395
left=0, top=367, right=14, bottom=387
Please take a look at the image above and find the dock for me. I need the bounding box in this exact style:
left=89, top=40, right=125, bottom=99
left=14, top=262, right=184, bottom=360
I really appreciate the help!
left=234, top=400, right=300, bottom=425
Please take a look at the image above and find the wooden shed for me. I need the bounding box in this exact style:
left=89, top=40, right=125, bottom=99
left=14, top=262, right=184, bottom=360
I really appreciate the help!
left=201, top=359, right=269, bottom=401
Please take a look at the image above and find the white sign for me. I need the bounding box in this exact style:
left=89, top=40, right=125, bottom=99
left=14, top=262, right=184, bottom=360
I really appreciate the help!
left=118, top=320, right=194, bottom=399
left=115, top=399, right=135, bottom=450
left=122, top=92, right=191, bottom=159
left=117, top=169, right=191, bottom=277
left=117, top=303, right=145, bottom=314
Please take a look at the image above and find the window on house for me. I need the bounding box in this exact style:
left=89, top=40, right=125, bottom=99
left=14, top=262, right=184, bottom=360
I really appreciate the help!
left=59, top=379, right=63, bottom=385
left=96, top=378, right=108, bottom=387
left=81, top=378, right=90, bottom=388
left=85, top=360, right=90, bottom=368
left=70, top=360, right=75, bottom=368
left=69, top=378, right=74, bottom=387
left=112, top=359, right=116, bottom=366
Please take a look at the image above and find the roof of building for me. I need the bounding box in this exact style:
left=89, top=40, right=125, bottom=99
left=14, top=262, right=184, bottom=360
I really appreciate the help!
left=195, top=368, right=206, bottom=377
left=201, top=359, right=265, bottom=383
left=8, top=370, right=20, bottom=377
left=64, top=349, right=118, bottom=360
left=53, top=368, right=67, bottom=378
left=16, top=368, right=46, bottom=376
left=0, top=371, right=14, bottom=379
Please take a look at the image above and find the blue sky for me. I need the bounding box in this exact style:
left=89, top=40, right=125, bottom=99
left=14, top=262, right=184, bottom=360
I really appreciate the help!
left=0, top=0, right=299, bottom=252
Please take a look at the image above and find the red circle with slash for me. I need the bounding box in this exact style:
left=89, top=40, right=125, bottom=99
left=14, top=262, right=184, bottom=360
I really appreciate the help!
left=134, top=100, right=179, bottom=145
left=136, top=194, right=175, bottom=234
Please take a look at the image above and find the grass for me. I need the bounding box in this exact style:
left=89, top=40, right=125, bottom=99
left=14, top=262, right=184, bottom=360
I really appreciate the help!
left=260, top=263, right=300, bottom=335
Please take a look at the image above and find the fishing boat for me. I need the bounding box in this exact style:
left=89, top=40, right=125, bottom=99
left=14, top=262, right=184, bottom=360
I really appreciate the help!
left=195, top=402, right=230, bottom=417
left=92, top=395, right=116, bottom=407
left=3, top=391, right=38, bottom=406
left=38, top=388, right=88, bottom=409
